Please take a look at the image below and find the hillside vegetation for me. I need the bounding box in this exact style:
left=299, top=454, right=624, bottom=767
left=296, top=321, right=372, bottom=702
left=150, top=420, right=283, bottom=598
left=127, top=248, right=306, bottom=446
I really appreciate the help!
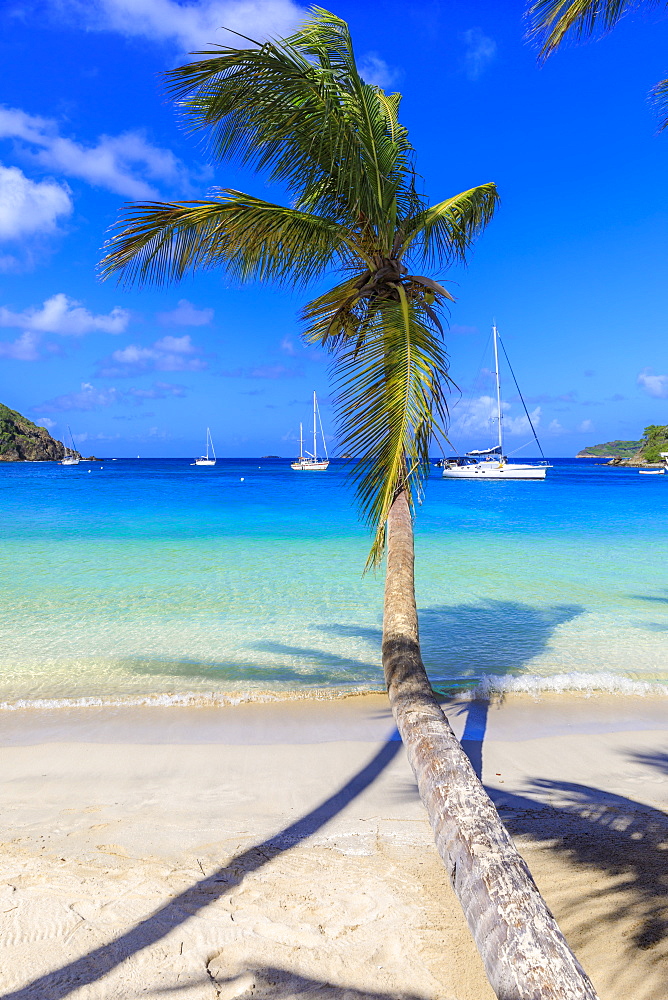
left=580, top=425, right=668, bottom=465
left=0, top=403, right=67, bottom=461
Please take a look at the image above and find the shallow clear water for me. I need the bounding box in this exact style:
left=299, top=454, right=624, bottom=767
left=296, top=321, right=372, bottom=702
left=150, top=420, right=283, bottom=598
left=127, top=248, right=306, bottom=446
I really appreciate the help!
left=0, top=457, right=666, bottom=706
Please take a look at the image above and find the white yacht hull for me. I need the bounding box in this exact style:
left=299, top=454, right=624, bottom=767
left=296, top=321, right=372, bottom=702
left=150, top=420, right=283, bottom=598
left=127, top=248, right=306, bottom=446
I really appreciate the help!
left=442, top=461, right=547, bottom=480
left=291, top=460, right=329, bottom=471
left=193, top=459, right=216, bottom=466
left=60, top=457, right=79, bottom=466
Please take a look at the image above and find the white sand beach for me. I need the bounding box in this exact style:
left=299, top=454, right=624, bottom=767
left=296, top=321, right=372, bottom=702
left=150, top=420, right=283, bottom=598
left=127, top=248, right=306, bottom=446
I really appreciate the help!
left=0, top=694, right=666, bottom=1000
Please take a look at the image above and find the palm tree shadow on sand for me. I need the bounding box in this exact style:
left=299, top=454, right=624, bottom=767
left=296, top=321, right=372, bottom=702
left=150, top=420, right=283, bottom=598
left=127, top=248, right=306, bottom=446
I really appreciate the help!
left=492, top=754, right=668, bottom=982
left=0, top=738, right=405, bottom=1000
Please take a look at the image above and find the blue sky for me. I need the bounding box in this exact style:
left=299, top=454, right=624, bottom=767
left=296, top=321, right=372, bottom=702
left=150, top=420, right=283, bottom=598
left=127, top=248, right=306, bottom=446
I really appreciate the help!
left=1, top=0, right=667, bottom=457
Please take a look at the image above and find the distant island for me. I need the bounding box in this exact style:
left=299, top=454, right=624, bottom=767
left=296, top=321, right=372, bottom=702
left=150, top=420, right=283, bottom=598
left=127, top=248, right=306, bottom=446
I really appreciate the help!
left=578, top=425, right=668, bottom=466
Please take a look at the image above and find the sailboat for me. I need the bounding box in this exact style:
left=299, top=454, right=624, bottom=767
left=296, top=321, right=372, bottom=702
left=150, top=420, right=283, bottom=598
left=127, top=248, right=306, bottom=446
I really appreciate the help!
left=291, top=392, right=329, bottom=471
left=192, top=427, right=216, bottom=466
left=441, top=323, right=551, bottom=480
left=60, top=426, right=80, bottom=466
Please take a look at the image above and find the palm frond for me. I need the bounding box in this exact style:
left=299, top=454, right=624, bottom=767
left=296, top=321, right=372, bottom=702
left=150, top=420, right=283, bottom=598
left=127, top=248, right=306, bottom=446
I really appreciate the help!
left=526, top=0, right=658, bottom=59
left=328, top=295, right=451, bottom=569
left=651, top=76, right=668, bottom=131
left=164, top=7, right=421, bottom=237
left=399, top=184, right=500, bottom=267
left=100, top=192, right=350, bottom=287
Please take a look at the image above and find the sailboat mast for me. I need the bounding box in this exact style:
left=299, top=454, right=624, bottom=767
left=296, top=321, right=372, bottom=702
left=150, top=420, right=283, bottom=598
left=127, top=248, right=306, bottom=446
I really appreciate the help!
left=313, top=390, right=317, bottom=462
left=492, top=323, right=503, bottom=457
left=299, top=422, right=303, bottom=460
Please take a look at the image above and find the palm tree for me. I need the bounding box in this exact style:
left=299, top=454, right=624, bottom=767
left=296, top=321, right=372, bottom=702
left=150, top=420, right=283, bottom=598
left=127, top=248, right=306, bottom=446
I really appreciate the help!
left=527, top=0, right=668, bottom=129
left=100, top=9, right=599, bottom=998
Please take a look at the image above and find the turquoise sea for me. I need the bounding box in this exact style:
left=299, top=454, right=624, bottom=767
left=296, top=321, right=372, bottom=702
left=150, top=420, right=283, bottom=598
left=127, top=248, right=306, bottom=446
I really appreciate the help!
left=1, top=457, right=667, bottom=708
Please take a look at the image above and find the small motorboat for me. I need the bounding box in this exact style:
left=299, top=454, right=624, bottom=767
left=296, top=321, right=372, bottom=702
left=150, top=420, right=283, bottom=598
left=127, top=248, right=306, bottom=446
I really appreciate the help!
left=639, top=468, right=665, bottom=475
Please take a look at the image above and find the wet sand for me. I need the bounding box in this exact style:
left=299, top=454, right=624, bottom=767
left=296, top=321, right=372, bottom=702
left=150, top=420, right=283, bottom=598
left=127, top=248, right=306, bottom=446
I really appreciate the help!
left=0, top=694, right=666, bottom=999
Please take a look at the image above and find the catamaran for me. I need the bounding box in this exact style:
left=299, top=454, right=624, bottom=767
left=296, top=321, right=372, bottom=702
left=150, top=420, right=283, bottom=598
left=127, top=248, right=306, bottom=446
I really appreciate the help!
left=441, top=323, right=551, bottom=480
left=291, top=392, right=329, bottom=471
left=192, top=427, right=216, bottom=466
left=60, top=426, right=80, bottom=466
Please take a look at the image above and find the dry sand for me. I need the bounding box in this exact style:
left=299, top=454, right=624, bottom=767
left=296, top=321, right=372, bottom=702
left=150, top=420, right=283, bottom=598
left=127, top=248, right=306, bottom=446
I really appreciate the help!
left=0, top=693, right=666, bottom=1000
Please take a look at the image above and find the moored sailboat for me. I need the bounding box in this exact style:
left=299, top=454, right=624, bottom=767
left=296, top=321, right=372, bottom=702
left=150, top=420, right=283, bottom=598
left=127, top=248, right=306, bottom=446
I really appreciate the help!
left=192, top=427, right=216, bottom=466
left=60, top=426, right=80, bottom=466
left=291, top=392, right=329, bottom=471
left=441, top=323, right=551, bottom=480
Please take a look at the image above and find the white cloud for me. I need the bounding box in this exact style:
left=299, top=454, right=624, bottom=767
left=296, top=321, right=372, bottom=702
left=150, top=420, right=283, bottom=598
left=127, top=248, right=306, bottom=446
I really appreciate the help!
left=461, top=27, right=496, bottom=81
left=157, top=299, right=213, bottom=326
left=358, top=53, right=398, bottom=89
left=36, top=416, right=57, bottom=429
left=548, top=419, right=565, bottom=434
left=0, top=162, right=72, bottom=240
left=638, top=369, right=668, bottom=399
left=0, top=106, right=185, bottom=199
left=578, top=419, right=594, bottom=434
left=0, top=293, right=129, bottom=336
left=453, top=395, right=540, bottom=437
left=99, top=334, right=206, bottom=375
left=0, top=331, right=41, bottom=361
left=53, top=0, right=305, bottom=50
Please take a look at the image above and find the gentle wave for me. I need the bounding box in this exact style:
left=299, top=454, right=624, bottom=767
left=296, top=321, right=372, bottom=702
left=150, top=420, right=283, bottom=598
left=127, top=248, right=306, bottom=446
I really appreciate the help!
left=0, top=686, right=378, bottom=711
left=468, top=672, right=668, bottom=698
left=1, top=672, right=667, bottom=711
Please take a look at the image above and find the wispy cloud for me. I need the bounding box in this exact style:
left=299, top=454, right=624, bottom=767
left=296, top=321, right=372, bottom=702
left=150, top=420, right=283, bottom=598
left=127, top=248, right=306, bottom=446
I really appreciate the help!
left=453, top=395, right=540, bottom=437
left=36, top=380, right=186, bottom=412
left=638, top=368, right=668, bottom=398
left=0, top=293, right=129, bottom=336
left=578, top=419, right=594, bottom=433
left=0, top=331, right=41, bottom=360
left=461, top=28, right=496, bottom=81
left=0, top=162, right=71, bottom=240
left=51, top=0, right=305, bottom=50
left=0, top=105, right=186, bottom=199
left=157, top=299, right=213, bottom=326
left=39, top=382, right=122, bottom=412
left=220, top=363, right=302, bottom=379
left=449, top=324, right=479, bottom=336
left=97, top=334, right=206, bottom=376
left=358, top=52, right=398, bottom=89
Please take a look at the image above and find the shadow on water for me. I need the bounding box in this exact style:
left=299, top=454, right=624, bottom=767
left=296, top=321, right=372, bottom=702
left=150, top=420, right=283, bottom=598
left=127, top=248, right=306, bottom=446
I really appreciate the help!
left=319, top=599, right=583, bottom=778
left=0, top=738, right=402, bottom=1000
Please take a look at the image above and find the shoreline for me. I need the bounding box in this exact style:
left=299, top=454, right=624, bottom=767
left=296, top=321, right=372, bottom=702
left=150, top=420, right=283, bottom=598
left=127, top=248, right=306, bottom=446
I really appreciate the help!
left=1, top=689, right=667, bottom=747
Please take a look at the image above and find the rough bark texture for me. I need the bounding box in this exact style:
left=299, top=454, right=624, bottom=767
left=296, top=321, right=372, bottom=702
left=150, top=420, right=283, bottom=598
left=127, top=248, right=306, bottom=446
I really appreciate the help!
left=0, top=403, right=67, bottom=461
left=382, top=489, right=599, bottom=1000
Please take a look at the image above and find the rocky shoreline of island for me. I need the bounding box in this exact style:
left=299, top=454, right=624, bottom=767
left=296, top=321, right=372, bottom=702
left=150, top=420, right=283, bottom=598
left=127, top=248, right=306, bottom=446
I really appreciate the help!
left=577, top=425, right=668, bottom=467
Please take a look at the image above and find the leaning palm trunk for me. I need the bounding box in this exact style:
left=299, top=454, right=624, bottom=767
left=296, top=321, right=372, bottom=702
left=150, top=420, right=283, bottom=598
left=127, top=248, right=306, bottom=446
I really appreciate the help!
left=383, top=490, right=599, bottom=1000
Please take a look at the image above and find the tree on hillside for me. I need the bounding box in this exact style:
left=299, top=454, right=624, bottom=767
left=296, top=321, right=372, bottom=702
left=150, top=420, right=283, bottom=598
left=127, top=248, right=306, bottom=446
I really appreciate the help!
left=527, top=0, right=668, bottom=129
left=100, top=9, right=598, bottom=997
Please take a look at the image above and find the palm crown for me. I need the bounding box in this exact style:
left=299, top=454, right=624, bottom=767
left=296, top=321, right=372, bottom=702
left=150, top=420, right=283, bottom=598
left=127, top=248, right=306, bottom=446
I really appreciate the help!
left=100, top=7, right=499, bottom=566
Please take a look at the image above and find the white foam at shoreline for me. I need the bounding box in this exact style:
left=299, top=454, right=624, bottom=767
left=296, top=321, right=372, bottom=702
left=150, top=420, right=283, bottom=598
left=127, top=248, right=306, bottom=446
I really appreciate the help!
left=0, top=672, right=667, bottom=711
left=466, top=672, right=668, bottom=698
left=0, top=686, right=378, bottom=711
